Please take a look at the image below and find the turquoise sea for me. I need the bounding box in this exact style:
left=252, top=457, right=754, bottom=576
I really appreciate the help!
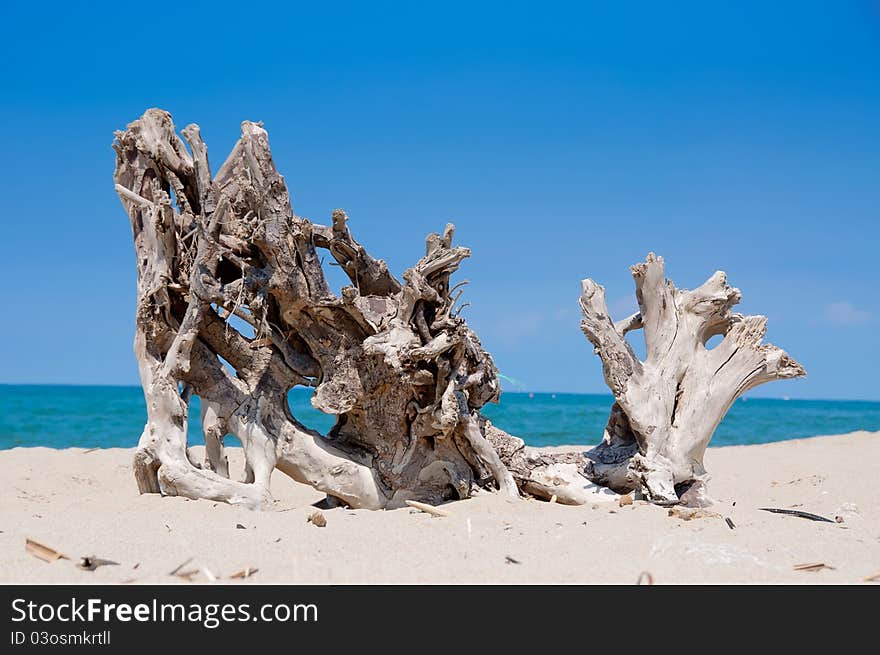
left=0, top=385, right=878, bottom=450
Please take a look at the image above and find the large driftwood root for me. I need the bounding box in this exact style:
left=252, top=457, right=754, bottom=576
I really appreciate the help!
left=579, top=254, right=806, bottom=505
left=115, top=109, right=596, bottom=510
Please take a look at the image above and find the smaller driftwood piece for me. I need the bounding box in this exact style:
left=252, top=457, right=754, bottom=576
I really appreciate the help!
left=579, top=254, right=805, bottom=505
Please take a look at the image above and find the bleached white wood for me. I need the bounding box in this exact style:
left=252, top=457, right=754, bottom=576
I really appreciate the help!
left=579, top=254, right=805, bottom=504
left=114, top=110, right=802, bottom=512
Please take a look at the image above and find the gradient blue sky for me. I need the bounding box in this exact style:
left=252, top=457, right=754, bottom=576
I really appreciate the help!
left=0, top=1, right=877, bottom=399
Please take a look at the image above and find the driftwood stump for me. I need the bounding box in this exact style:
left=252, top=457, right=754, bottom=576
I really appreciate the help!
left=579, top=254, right=806, bottom=505
left=114, top=109, right=597, bottom=510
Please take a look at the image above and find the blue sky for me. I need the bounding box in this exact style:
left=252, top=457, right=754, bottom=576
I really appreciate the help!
left=0, top=1, right=877, bottom=399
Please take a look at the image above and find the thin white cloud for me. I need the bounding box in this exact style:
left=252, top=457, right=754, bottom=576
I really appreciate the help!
left=823, top=301, right=871, bottom=326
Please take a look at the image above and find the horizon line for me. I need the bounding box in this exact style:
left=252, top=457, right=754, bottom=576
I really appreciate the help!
left=0, top=382, right=876, bottom=404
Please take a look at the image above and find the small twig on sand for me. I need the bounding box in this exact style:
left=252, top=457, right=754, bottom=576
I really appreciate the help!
left=794, top=562, right=835, bottom=572
left=759, top=508, right=835, bottom=523
left=168, top=556, right=193, bottom=576
left=405, top=500, right=449, bottom=517
left=25, top=539, right=68, bottom=563
left=229, top=567, right=259, bottom=580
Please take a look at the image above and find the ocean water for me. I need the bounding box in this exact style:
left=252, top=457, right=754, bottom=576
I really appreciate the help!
left=0, top=385, right=878, bottom=450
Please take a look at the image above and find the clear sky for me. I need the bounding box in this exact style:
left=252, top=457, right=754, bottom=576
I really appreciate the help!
left=0, top=1, right=877, bottom=399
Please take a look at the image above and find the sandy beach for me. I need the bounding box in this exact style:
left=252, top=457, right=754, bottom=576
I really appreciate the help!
left=1, top=431, right=878, bottom=584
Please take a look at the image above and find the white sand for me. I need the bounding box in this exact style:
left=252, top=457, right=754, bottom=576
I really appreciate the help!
left=1, top=431, right=878, bottom=584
